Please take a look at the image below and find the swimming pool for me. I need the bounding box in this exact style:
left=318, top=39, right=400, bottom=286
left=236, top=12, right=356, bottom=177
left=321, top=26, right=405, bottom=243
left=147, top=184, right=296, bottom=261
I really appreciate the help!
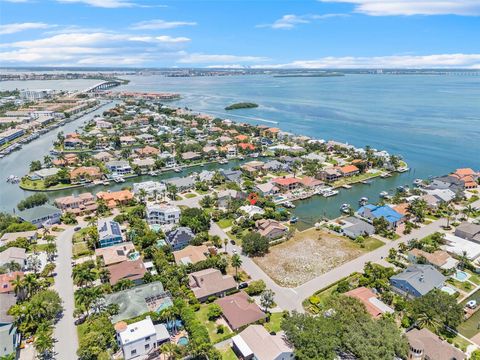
left=127, top=251, right=140, bottom=261
left=177, top=336, right=189, bottom=346
left=453, top=270, right=470, bottom=282
left=441, top=286, right=456, bottom=296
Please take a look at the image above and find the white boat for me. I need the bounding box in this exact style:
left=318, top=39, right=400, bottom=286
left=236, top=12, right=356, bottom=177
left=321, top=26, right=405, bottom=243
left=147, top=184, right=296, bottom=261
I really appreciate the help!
left=322, top=189, right=339, bottom=197
left=340, top=204, right=351, bottom=213
left=283, top=201, right=296, bottom=208
left=237, top=155, right=245, bottom=160
left=379, top=191, right=389, bottom=198
left=413, top=178, right=423, bottom=186
left=148, top=171, right=158, bottom=176
left=359, top=197, right=368, bottom=205
left=174, top=167, right=181, bottom=173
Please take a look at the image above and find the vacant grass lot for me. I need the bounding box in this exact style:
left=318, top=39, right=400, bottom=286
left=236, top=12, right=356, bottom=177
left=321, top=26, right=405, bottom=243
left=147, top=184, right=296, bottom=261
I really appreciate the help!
left=254, top=228, right=368, bottom=287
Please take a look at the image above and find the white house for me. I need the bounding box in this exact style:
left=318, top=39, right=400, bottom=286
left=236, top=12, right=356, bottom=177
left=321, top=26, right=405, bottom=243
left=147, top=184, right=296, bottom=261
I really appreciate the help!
left=239, top=205, right=265, bottom=218
left=146, top=203, right=181, bottom=225
left=133, top=181, right=167, bottom=196
left=115, top=317, right=170, bottom=360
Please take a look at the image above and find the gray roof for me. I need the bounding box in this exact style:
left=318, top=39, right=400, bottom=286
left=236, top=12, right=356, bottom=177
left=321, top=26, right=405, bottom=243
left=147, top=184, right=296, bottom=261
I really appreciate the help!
left=342, top=216, right=375, bottom=237
left=455, top=222, right=480, bottom=237
left=18, top=204, right=61, bottom=223
left=0, top=293, right=16, bottom=323
left=97, top=220, right=122, bottom=241
left=390, top=265, right=445, bottom=296
left=220, top=169, right=242, bottom=182
left=166, top=227, right=195, bottom=246
left=165, top=176, right=194, bottom=188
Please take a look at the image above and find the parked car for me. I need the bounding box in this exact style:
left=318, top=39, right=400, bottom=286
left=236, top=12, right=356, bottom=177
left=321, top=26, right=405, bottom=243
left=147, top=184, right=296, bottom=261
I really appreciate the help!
left=74, top=226, right=81, bottom=231
left=238, top=282, right=248, bottom=289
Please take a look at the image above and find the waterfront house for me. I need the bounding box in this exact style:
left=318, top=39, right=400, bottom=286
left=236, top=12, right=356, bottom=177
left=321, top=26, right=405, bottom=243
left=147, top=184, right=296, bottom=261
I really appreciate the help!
left=107, top=259, right=146, bottom=286
left=215, top=291, right=266, bottom=331
left=454, top=221, right=480, bottom=243
left=225, top=144, right=237, bottom=158
left=133, top=181, right=166, bottom=197
left=345, top=287, right=394, bottom=318
left=70, top=166, right=102, bottom=182
left=173, top=245, right=209, bottom=265
left=64, top=137, right=84, bottom=149
left=0, top=128, right=25, bottom=146
left=231, top=325, right=293, bottom=360
left=181, top=151, right=201, bottom=161
left=272, top=177, right=301, bottom=192
left=97, top=219, right=124, bottom=248
left=406, top=328, right=465, bottom=360
left=339, top=164, right=360, bottom=177
left=423, top=188, right=456, bottom=203
left=0, top=293, right=21, bottom=358
left=298, top=176, right=324, bottom=189
left=146, top=203, right=181, bottom=225
left=165, top=177, right=194, bottom=192
left=197, top=170, right=215, bottom=182
left=318, top=168, right=342, bottom=182
left=115, top=317, right=170, bottom=360
left=390, top=265, right=445, bottom=299
left=238, top=142, right=255, bottom=152
left=262, top=160, right=287, bottom=172
left=220, top=169, right=243, bottom=183
left=188, top=268, right=237, bottom=302
left=106, top=160, right=132, bottom=175
left=165, top=227, right=195, bottom=250
left=255, top=182, right=280, bottom=197
left=95, top=242, right=136, bottom=266
left=357, top=204, right=404, bottom=229
left=426, top=175, right=464, bottom=194
left=408, top=248, right=458, bottom=270
left=451, top=168, right=478, bottom=189
left=54, top=192, right=97, bottom=215
left=132, top=157, right=155, bottom=171
left=0, top=247, right=27, bottom=269
left=52, top=153, right=78, bottom=166
left=29, top=167, right=60, bottom=180
left=105, top=281, right=172, bottom=323
left=96, top=190, right=134, bottom=208
left=18, top=205, right=61, bottom=228
left=255, top=219, right=288, bottom=240
left=239, top=205, right=265, bottom=218
left=340, top=216, right=375, bottom=239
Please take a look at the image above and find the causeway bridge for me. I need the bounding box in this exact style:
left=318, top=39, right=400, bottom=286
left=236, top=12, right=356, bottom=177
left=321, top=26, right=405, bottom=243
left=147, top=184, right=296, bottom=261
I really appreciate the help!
left=84, top=80, right=122, bottom=93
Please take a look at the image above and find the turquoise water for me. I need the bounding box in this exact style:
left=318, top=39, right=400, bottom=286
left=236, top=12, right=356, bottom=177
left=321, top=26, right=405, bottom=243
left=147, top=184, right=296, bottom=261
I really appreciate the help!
left=1, top=75, right=479, bottom=225
left=177, top=336, right=189, bottom=346
left=454, top=270, right=469, bottom=282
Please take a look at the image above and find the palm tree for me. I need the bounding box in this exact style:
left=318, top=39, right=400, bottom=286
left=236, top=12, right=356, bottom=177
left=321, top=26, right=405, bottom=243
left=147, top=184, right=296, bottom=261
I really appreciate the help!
left=231, top=254, right=242, bottom=279
left=72, top=267, right=96, bottom=287
left=22, top=273, right=40, bottom=299
left=12, top=274, right=26, bottom=300
left=160, top=342, right=178, bottom=360
left=138, top=189, right=147, bottom=204
left=416, top=312, right=441, bottom=332
left=5, top=260, right=21, bottom=272
left=224, top=238, right=228, bottom=253
left=43, top=155, right=52, bottom=167
left=459, top=250, right=470, bottom=270
left=45, top=242, right=57, bottom=262
left=34, top=323, right=54, bottom=360
left=463, top=205, right=477, bottom=220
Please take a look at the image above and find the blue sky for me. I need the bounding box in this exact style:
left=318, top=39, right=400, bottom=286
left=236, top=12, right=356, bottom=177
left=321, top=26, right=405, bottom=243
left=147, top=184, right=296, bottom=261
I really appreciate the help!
left=0, top=0, right=479, bottom=68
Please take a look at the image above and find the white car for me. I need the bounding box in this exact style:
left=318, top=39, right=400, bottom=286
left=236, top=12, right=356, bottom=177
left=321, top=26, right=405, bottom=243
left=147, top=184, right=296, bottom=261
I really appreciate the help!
left=466, top=300, right=477, bottom=309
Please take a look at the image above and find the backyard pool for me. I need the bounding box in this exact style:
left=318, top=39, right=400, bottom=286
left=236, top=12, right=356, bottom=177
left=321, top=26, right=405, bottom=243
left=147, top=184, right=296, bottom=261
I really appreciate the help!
left=441, top=286, right=457, bottom=296
left=177, top=336, right=189, bottom=346
left=454, top=270, right=470, bottom=282
left=127, top=251, right=140, bottom=261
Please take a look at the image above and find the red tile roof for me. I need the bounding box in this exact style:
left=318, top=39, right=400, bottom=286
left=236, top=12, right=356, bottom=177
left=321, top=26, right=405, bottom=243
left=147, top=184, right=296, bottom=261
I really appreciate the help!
left=0, top=272, right=23, bottom=294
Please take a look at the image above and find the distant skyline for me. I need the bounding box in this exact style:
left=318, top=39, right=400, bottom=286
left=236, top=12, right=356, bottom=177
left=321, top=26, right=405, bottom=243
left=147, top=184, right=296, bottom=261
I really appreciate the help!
left=0, top=0, right=479, bottom=68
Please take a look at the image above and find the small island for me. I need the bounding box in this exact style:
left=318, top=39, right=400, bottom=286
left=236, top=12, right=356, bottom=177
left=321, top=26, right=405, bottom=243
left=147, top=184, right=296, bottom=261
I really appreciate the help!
left=225, top=102, right=259, bottom=110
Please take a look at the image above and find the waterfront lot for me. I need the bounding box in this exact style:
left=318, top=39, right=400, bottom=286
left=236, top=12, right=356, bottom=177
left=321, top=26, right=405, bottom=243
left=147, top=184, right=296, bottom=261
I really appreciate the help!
left=254, top=228, right=378, bottom=287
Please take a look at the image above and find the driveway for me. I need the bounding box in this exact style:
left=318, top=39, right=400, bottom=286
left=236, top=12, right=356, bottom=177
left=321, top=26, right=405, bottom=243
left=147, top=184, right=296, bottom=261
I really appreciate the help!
left=53, top=225, right=79, bottom=360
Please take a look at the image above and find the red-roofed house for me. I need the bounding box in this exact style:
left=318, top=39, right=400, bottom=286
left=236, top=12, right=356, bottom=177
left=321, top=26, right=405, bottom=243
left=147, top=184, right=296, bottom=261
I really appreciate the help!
left=345, top=287, right=394, bottom=318
left=339, top=165, right=360, bottom=177
left=234, top=134, right=249, bottom=142
left=238, top=143, right=255, bottom=151
left=451, top=168, right=478, bottom=189
left=0, top=272, right=23, bottom=294
left=272, top=177, right=301, bottom=191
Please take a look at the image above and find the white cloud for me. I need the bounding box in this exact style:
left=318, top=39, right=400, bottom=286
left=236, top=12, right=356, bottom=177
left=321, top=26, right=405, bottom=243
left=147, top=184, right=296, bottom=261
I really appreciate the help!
left=319, top=0, right=480, bottom=16
left=178, top=53, right=269, bottom=64
left=251, top=54, right=480, bottom=69
left=257, top=13, right=348, bottom=29
left=131, top=19, right=197, bottom=30
left=0, top=22, right=52, bottom=35
left=57, top=0, right=138, bottom=8
left=0, top=31, right=189, bottom=66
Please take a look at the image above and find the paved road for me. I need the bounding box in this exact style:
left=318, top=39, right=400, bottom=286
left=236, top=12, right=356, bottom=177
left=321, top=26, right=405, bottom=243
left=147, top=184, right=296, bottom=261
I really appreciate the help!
left=211, top=217, right=452, bottom=312
left=53, top=225, right=78, bottom=360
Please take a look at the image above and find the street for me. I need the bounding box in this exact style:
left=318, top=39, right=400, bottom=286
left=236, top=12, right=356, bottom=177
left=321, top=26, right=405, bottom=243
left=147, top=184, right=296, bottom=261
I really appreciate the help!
left=52, top=225, right=78, bottom=360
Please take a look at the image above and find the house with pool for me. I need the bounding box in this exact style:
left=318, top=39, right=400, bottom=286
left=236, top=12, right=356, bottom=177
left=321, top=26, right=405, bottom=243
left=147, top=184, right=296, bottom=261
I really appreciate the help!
left=390, top=265, right=445, bottom=299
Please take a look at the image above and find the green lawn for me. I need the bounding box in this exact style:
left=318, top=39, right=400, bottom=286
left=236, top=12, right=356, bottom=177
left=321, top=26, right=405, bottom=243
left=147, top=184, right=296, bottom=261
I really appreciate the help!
left=217, top=218, right=233, bottom=229
left=332, top=171, right=382, bottom=187
left=73, top=227, right=91, bottom=243
left=196, top=304, right=233, bottom=343
left=446, top=278, right=475, bottom=293
left=466, top=270, right=480, bottom=285
left=220, top=347, right=237, bottom=360
left=73, top=242, right=93, bottom=259
left=264, top=312, right=283, bottom=333
left=20, top=178, right=75, bottom=191
left=196, top=189, right=210, bottom=195
left=184, top=193, right=197, bottom=198
left=354, top=237, right=384, bottom=252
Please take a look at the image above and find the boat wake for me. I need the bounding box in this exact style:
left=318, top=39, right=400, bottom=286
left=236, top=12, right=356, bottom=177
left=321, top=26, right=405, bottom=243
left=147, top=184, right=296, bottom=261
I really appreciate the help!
left=203, top=110, right=279, bottom=124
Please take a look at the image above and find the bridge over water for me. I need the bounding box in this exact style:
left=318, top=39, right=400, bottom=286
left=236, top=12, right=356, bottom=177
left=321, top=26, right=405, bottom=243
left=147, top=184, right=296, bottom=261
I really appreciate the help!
left=84, top=80, right=122, bottom=93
